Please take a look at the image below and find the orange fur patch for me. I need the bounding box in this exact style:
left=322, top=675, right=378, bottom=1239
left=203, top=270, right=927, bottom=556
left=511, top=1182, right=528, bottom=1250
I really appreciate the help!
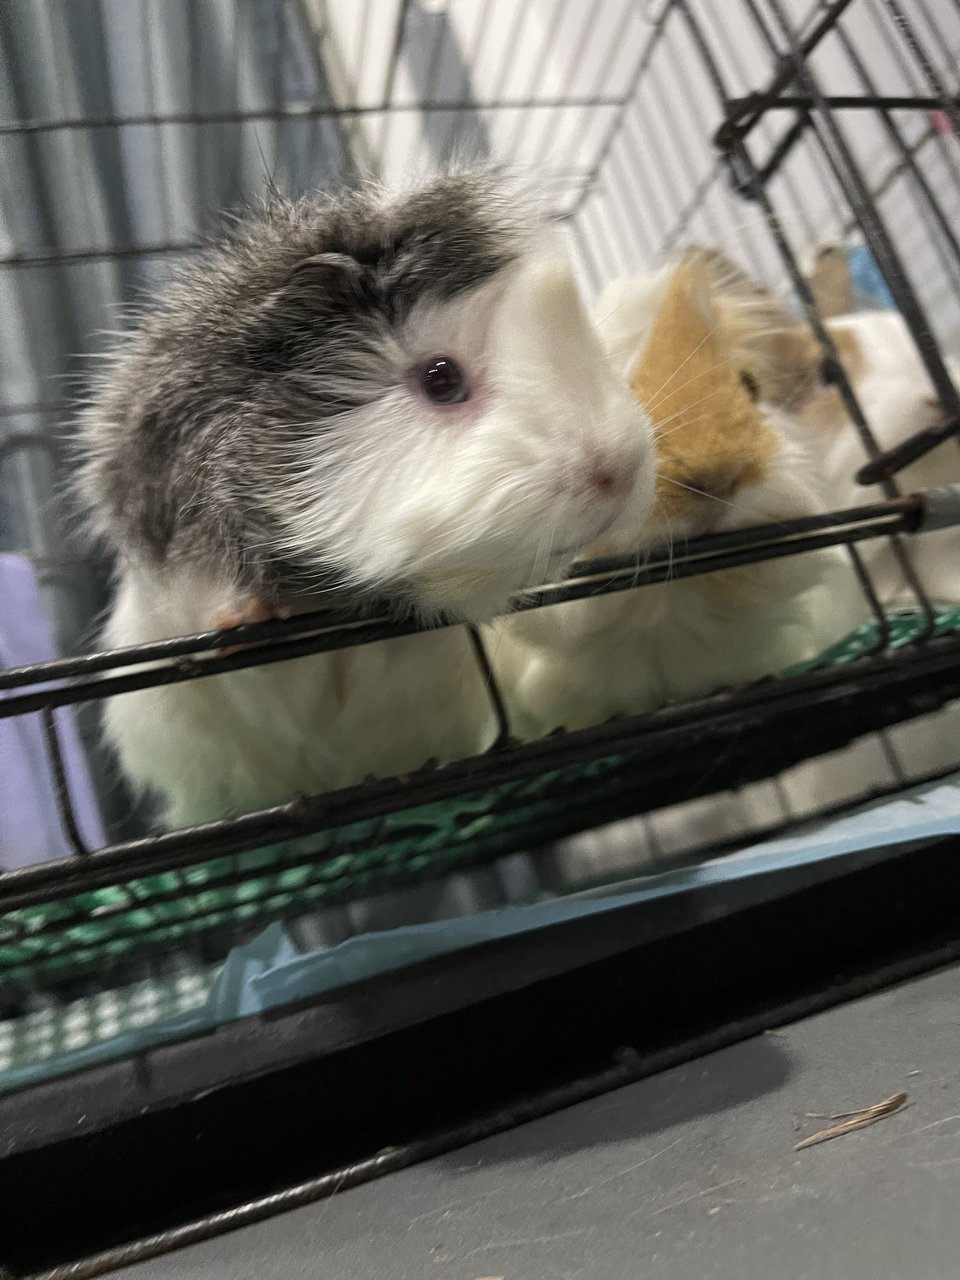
left=630, top=259, right=777, bottom=520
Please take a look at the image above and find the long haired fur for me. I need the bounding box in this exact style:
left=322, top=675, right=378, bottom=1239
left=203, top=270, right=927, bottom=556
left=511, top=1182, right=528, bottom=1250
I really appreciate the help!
left=777, top=305, right=960, bottom=819
left=492, top=252, right=835, bottom=739
left=78, top=170, right=657, bottom=825
left=798, top=307, right=960, bottom=638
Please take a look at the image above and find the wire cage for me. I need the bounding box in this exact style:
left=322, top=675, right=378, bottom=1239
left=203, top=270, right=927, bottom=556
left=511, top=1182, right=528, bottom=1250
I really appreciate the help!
left=2, top=0, right=960, bottom=1115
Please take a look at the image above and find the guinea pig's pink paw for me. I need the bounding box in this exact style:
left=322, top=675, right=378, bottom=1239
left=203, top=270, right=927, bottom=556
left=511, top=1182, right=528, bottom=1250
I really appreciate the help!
left=213, top=597, right=292, bottom=631
left=212, top=596, right=292, bottom=654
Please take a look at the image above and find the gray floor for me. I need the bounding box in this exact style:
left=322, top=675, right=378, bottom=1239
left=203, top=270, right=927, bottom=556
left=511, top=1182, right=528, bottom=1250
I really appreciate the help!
left=118, top=964, right=960, bottom=1280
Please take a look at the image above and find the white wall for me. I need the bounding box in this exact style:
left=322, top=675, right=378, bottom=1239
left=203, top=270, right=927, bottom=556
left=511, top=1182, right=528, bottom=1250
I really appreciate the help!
left=317, top=0, right=960, bottom=347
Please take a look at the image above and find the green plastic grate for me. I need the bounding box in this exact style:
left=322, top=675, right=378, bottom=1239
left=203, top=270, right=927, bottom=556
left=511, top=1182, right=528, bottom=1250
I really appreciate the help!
left=4, top=604, right=960, bottom=989
left=785, top=602, right=960, bottom=674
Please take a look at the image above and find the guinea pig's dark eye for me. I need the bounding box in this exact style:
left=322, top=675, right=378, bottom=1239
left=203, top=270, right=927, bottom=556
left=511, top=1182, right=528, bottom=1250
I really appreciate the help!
left=418, top=356, right=470, bottom=405
left=740, top=370, right=760, bottom=401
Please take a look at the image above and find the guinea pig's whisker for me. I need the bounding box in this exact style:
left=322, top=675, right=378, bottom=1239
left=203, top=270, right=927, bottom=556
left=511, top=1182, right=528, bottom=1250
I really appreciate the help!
left=648, top=356, right=742, bottom=414
left=662, top=477, right=738, bottom=509
left=651, top=387, right=729, bottom=441
left=644, top=322, right=723, bottom=409
left=631, top=542, right=652, bottom=589
left=531, top=504, right=566, bottom=586
left=665, top=526, right=676, bottom=586
left=652, top=404, right=714, bottom=441
left=539, top=526, right=561, bottom=582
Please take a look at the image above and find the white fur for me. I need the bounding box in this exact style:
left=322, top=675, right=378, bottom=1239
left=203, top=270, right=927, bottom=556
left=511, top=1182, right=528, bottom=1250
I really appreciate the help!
left=775, top=309, right=960, bottom=820
left=492, top=408, right=832, bottom=738
left=103, top=249, right=658, bottom=826
left=103, top=570, right=498, bottom=830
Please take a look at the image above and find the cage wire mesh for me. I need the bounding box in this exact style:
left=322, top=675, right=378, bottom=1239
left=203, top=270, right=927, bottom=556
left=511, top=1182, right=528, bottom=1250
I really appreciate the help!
left=2, top=0, right=960, bottom=1081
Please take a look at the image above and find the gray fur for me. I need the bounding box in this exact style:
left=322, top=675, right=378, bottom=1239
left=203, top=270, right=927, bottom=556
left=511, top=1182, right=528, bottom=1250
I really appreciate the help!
left=76, top=169, right=536, bottom=599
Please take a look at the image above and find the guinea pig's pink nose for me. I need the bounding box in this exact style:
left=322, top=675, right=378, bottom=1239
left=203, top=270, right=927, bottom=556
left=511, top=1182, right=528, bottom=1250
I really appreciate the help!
left=582, top=451, right=633, bottom=500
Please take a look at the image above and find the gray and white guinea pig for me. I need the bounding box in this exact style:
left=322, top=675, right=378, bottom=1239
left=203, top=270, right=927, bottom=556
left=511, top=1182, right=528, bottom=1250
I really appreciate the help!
left=76, top=170, right=656, bottom=828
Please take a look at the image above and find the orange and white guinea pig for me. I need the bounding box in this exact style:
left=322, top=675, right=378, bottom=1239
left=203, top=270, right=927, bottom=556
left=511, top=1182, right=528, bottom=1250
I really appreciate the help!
left=491, top=251, right=836, bottom=741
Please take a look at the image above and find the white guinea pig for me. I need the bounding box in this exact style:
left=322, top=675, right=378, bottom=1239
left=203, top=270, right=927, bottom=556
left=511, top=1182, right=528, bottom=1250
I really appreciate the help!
left=77, top=171, right=657, bottom=828
left=491, top=252, right=835, bottom=741
left=796, top=307, right=960, bottom=637
left=766, top=305, right=960, bottom=818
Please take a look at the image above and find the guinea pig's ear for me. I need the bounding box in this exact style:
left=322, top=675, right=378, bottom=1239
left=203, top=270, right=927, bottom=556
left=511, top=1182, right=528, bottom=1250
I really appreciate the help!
left=808, top=244, right=854, bottom=319
left=698, top=262, right=824, bottom=411
left=750, top=325, right=825, bottom=409
left=270, top=252, right=380, bottom=312
left=793, top=323, right=867, bottom=435
left=248, top=253, right=382, bottom=373
left=684, top=259, right=815, bottom=414
left=630, top=256, right=729, bottom=410
left=679, top=245, right=758, bottom=302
